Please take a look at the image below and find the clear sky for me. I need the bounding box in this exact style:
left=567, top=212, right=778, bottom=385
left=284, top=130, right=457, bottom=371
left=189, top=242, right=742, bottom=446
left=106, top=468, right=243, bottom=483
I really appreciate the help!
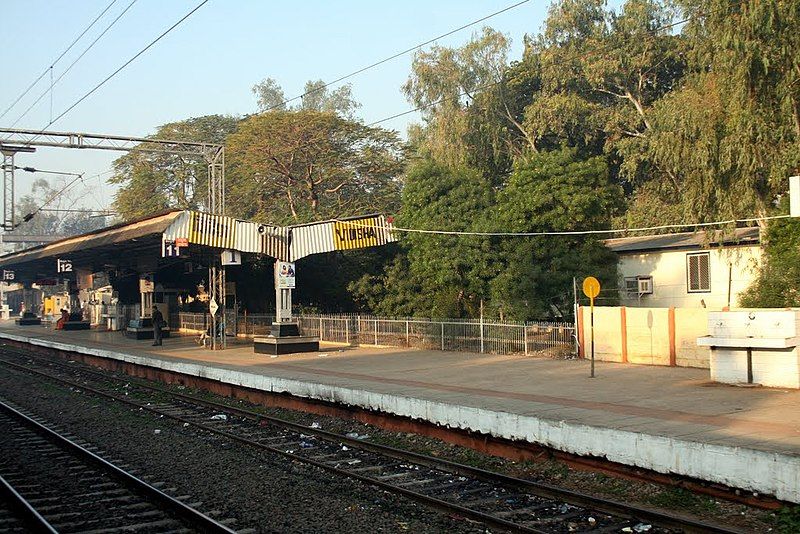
left=0, top=0, right=553, bottom=211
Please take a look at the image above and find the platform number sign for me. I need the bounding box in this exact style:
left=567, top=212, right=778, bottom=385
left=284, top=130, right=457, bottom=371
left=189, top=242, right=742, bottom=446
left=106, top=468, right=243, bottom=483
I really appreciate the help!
left=162, top=240, right=181, bottom=258
left=2, top=270, right=14, bottom=281
left=56, top=258, right=72, bottom=273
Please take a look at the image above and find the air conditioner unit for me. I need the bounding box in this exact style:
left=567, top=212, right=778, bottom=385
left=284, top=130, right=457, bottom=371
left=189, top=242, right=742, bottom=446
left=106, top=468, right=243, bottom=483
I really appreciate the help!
left=637, top=276, right=653, bottom=295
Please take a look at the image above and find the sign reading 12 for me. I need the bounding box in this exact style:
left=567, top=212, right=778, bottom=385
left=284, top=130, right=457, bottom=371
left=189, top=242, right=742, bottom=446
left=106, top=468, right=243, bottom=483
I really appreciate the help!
left=57, top=259, right=73, bottom=273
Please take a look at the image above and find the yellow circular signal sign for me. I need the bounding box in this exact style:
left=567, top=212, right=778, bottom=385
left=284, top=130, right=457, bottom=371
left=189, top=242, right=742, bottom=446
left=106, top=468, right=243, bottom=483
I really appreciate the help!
left=582, top=276, right=601, bottom=299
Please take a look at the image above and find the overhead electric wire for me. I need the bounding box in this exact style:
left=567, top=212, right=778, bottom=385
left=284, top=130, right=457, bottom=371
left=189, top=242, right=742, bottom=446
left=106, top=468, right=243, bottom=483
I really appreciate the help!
left=344, top=214, right=791, bottom=238
left=365, top=8, right=711, bottom=129
left=38, top=0, right=210, bottom=133
left=15, top=168, right=114, bottom=228
left=7, top=0, right=139, bottom=129
left=0, top=0, right=118, bottom=122
left=263, top=0, right=532, bottom=112
left=19, top=173, right=84, bottom=225
left=6, top=165, right=81, bottom=176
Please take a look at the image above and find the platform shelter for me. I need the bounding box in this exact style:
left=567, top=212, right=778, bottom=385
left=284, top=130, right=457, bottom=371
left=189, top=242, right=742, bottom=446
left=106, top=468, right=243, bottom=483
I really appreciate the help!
left=0, top=210, right=396, bottom=347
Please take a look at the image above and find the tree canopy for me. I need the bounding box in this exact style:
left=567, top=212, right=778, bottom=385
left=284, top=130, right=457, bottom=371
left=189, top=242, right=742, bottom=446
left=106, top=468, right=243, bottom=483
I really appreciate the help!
left=110, top=115, right=239, bottom=220
left=225, top=110, right=405, bottom=224
left=104, top=0, right=800, bottom=316
left=7, top=178, right=106, bottom=250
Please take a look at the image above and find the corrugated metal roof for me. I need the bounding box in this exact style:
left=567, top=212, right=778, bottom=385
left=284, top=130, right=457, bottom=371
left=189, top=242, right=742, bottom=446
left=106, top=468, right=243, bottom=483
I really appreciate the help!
left=161, top=212, right=288, bottom=258
left=0, top=210, right=184, bottom=268
left=289, top=214, right=397, bottom=261
left=604, top=227, right=760, bottom=254
left=0, top=210, right=396, bottom=272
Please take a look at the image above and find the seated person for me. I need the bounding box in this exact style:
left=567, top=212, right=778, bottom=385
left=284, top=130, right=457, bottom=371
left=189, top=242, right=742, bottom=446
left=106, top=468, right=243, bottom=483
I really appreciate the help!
left=55, top=308, right=69, bottom=330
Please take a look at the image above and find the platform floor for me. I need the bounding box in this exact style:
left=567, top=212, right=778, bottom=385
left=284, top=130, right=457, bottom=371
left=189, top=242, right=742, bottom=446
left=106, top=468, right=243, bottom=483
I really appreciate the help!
left=1, top=321, right=798, bottom=502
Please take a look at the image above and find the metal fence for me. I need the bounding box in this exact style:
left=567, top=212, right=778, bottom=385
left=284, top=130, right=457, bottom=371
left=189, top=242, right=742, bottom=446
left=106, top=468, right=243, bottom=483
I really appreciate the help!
left=172, top=312, right=574, bottom=356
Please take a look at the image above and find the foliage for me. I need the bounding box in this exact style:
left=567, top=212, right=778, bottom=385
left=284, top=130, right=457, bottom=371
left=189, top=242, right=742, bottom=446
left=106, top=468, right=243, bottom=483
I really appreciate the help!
left=110, top=115, right=239, bottom=220
left=351, top=150, right=620, bottom=320
left=403, top=27, right=517, bottom=175
left=350, top=160, right=495, bottom=318
left=225, top=110, right=405, bottom=224
left=740, top=208, right=800, bottom=308
left=252, top=77, right=360, bottom=118
left=627, top=0, right=800, bottom=222
left=776, top=505, right=800, bottom=534
left=7, top=178, right=105, bottom=249
left=523, top=0, right=684, bottom=161
left=488, top=148, right=621, bottom=318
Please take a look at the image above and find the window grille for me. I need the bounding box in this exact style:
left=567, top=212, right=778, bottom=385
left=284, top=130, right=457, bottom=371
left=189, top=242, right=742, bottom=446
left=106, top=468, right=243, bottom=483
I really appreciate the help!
left=687, top=252, right=710, bottom=292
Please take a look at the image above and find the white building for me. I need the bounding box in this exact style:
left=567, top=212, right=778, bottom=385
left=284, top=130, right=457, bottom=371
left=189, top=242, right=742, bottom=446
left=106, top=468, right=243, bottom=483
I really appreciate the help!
left=605, top=228, right=762, bottom=308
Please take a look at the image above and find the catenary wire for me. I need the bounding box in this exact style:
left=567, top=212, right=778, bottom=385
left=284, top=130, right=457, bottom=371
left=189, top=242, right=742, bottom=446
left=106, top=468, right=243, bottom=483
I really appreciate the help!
left=0, top=0, right=119, bottom=121
left=11, top=2, right=732, bottom=216
left=15, top=169, right=115, bottom=228
left=34, top=0, right=210, bottom=135
left=263, top=0, right=531, bottom=112
left=7, top=0, right=139, bottom=129
left=339, top=214, right=791, bottom=238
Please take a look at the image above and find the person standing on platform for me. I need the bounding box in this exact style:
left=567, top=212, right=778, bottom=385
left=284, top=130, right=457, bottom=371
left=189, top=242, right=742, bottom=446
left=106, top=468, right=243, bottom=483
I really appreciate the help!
left=152, top=305, right=164, bottom=346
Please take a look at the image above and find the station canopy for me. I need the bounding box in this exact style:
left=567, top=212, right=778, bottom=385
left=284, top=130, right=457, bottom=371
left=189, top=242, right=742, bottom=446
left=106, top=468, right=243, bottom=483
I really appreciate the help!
left=0, top=210, right=397, bottom=284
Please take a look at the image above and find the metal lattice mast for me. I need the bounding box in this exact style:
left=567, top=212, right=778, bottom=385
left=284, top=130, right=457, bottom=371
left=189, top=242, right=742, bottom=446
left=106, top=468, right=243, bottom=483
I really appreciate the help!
left=0, top=144, right=35, bottom=232
left=206, top=146, right=226, bottom=350
left=0, top=128, right=228, bottom=349
left=2, top=151, right=13, bottom=231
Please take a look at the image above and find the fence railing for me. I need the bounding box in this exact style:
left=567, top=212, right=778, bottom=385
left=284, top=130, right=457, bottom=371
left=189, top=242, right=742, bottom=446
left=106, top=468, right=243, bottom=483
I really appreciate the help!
left=170, top=312, right=574, bottom=356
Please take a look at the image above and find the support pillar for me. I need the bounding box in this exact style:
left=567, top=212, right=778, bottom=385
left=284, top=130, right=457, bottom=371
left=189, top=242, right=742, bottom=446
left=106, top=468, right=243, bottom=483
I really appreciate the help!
left=208, top=261, right=226, bottom=350
left=252, top=260, right=318, bottom=355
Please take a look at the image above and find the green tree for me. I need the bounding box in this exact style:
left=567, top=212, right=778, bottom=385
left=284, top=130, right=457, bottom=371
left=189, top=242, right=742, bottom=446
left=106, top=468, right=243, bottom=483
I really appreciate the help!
left=523, top=0, right=684, bottom=161
left=225, top=110, right=405, bottom=224
left=630, top=0, right=800, bottom=223
left=740, top=216, right=800, bottom=308
left=488, top=148, right=621, bottom=319
left=7, top=178, right=105, bottom=250
left=403, top=27, right=521, bottom=175
left=110, top=115, right=239, bottom=220
left=252, top=77, right=360, bottom=117
left=350, top=160, right=494, bottom=317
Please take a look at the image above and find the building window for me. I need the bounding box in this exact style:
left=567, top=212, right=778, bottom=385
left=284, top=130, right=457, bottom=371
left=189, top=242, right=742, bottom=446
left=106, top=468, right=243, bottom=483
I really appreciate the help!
left=687, top=252, right=710, bottom=292
left=624, top=277, right=639, bottom=294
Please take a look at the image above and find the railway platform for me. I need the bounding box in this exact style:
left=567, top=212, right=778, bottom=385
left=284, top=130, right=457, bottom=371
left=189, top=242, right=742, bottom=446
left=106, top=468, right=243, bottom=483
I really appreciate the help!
left=0, top=320, right=798, bottom=504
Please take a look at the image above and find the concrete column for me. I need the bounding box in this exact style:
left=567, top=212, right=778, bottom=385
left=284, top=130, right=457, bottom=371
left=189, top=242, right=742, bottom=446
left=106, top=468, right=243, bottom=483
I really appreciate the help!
left=620, top=306, right=628, bottom=364
left=668, top=307, right=677, bottom=367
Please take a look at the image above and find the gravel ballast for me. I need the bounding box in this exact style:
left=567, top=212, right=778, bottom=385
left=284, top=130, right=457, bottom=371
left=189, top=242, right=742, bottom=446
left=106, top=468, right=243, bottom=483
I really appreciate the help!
left=0, top=363, right=481, bottom=533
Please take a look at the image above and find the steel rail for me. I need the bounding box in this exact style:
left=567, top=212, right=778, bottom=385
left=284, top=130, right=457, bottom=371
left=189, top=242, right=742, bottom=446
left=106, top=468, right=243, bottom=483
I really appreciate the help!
left=0, top=356, right=541, bottom=533
left=0, top=396, right=236, bottom=534
left=0, top=351, right=744, bottom=534
left=0, top=473, right=58, bottom=533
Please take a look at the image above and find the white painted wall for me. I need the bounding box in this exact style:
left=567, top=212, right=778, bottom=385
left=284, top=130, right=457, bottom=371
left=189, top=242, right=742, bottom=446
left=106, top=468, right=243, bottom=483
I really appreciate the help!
left=3, top=329, right=799, bottom=504
left=618, top=245, right=762, bottom=308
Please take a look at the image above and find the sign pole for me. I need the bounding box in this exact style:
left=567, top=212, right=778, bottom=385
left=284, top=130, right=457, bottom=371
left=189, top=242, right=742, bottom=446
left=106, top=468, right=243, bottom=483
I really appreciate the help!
left=590, top=295, right=595, bottom=378
left=582, top=276, right=601, bottom=379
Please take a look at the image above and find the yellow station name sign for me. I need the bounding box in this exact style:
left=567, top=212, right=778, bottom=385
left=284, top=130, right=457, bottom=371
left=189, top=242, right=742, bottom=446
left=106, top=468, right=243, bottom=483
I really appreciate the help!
left=332, top=217, right=383, bottom=251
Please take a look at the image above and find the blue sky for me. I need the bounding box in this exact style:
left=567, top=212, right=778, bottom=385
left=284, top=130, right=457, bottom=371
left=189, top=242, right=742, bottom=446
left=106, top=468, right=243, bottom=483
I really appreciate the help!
left=0, top=0, right=553, bottom=211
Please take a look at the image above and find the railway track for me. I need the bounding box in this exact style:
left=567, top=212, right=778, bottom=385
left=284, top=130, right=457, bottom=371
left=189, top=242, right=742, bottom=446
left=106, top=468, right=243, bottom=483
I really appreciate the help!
left=0, top=346, right=743, bottom=534
left=0, top=395, right=238, bottom=534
